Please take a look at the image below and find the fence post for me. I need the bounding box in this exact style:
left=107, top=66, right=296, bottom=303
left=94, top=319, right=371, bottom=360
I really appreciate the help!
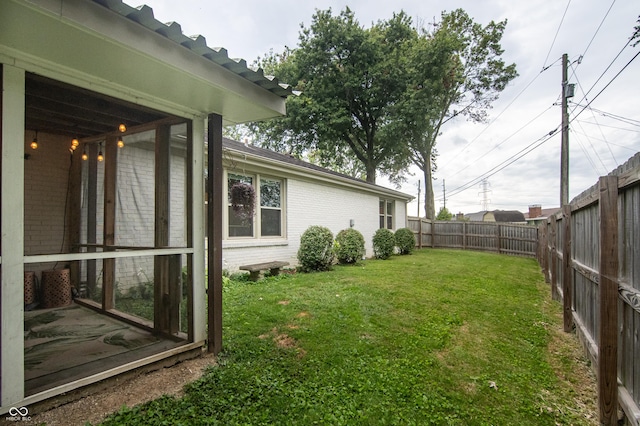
left=497, top=224, right=502, bottom=254
left=550, top=215, right=558, bottom=300
left=431, top=219, right=435, bottom=248
left=562, top=205, right=573, bottom=332
left=463, top=222, right=467, bottom=250
left=598, top=176, right=619, bottom=425
left=419, top=218, right=423, bottom=249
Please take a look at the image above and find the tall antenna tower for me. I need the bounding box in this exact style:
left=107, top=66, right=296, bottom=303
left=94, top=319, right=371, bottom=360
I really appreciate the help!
left=479, top=179, right=492, bottom=210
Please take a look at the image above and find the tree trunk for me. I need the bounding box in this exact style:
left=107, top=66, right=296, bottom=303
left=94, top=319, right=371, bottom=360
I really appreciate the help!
left=365, top=162, right=376, bottom=184
left=422, top=153, right=435, bottom=220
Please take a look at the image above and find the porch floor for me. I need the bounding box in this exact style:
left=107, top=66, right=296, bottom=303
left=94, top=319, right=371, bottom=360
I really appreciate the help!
left=24, top=303, right=186, bottom=396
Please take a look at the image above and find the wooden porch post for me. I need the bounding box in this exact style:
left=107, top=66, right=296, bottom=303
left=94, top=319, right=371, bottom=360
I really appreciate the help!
left=68, top=147, right=83, bottom=289
left=207, top=113, right=223, bottom=354
left=185, top=121, right=194, bottom=342
left=86, top=144, right=98, bottom=297
left=598, top=176, right=619, bottom=425
left=102, top=135, right=117, bottom=310
left=154, top=123, right=181, bottom=335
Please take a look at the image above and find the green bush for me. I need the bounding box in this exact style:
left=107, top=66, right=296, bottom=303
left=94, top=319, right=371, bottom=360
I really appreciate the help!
left=297, top=226, right=335, bottom=272
left=372, top=228, right=395, bottom=259
left=395, top=228, right=416, bottom=255
left=334, top=228, right=366, bottom=264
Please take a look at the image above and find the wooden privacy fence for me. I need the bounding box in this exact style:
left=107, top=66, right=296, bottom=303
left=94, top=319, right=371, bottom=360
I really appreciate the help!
left=539, top=152, right=640, bottom=425
left=407, top=217, right=538, bottom=257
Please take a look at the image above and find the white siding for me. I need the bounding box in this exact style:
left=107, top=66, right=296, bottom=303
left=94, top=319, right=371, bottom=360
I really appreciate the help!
left=222, top=176, right=408, bottom=272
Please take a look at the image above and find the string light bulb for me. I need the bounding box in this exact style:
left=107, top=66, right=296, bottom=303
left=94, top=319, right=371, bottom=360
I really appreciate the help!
left=117, top=136, right=124, bottom=148
left=81, top=146, right=88, bottom=161
left=118, top=123, right=126, bottom=132
left=71, top=138, right=79, bottom=148
left=97, top=143, right=104, bottom=162
left=30, top=131, right=39, bottom=150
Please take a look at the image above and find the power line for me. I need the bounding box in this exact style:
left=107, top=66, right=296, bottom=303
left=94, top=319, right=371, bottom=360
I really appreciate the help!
left=575, top=120, right=640, bottom=133
left=569, top=37, right=634, bottom=116
left=571, top=124, right=607, bottom=175
left=570, top=62, right=618, bottom=166
left=578, top=0, right=616, bottom=62
left=541, top=0, right=572, bottom=71
left=570, top=131, right=639, bottom=152
left=444, top=50, right=639, bottom=203
left=444, top=127, right=559, bottom=199
left=445, top=103, right=556, bottom=178
left=570, top=49, right=640, bottom=123
left=440, top=70, right=546, bottom=170
left=570, top=103, right=640, bottom=127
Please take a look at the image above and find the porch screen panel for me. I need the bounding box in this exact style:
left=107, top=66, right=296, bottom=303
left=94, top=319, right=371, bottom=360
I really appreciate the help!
left=114, top=130, right=155, bottom=294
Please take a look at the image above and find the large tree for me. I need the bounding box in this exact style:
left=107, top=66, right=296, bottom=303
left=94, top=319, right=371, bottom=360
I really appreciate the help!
left=397, top=10, right=518, bottom=219
left=249, top=8, right=417, bottom=184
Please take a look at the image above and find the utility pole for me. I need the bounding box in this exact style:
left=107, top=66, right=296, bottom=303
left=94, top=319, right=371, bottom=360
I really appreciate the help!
left=560, top=53, right=571, bottom=207
left=442, top=179, right=447, bottom=210
left=417, top=180, right=421, bottom=217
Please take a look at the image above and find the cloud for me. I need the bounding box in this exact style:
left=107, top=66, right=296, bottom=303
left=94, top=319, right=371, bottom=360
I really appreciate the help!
left=140, top=0, right=640, bottom=214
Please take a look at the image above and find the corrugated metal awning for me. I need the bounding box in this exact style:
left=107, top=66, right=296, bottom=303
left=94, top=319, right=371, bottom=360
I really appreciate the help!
left=93, top=0, right=294, bottom=99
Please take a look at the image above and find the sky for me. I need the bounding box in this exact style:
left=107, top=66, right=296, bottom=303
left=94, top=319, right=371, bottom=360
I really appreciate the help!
left=140, top=0, right=639, bottom=216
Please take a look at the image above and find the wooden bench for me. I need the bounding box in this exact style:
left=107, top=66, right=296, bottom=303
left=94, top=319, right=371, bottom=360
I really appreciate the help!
left=239, top=261, right=290, bottom=281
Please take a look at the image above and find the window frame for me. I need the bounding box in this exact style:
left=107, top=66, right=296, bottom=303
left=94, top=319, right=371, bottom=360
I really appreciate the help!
left=224, top=170, right=286, bottom=240
left=379, top=199, right=395, bottom=230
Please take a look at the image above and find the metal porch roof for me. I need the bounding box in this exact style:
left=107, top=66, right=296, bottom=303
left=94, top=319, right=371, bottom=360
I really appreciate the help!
left=93, top=0, right=294, bottom=99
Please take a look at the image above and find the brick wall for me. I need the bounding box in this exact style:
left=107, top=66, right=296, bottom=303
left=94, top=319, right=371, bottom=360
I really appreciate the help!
left=222, top=175, right=408, bottom=272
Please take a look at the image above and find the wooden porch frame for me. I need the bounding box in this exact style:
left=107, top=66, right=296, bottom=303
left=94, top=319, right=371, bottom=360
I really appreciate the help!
left=207, top=113, right=223, bottom=354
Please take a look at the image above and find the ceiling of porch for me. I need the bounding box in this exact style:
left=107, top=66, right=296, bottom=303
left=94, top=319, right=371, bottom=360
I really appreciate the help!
left=25, top=73, right=171, bottom=138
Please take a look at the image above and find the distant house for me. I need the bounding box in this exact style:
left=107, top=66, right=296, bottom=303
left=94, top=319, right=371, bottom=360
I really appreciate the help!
left=221, top=139, right=414, bottom=271
left=524, top=205, right=560, bottom=226
left=464, top=210, right=526, bottom=223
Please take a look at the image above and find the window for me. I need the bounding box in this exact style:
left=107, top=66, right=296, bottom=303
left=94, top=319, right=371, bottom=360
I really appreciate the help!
left=260, top=179, right=282, bottom=236
left=379, top=199, right=394, bottom=230
left=227, top=174, right=254, bottom=237
left=226, top=172, right=284, bottom=239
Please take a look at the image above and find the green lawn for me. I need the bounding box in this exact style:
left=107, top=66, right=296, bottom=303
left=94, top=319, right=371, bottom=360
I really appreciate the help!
left=101, top=249, right=596, bottom=425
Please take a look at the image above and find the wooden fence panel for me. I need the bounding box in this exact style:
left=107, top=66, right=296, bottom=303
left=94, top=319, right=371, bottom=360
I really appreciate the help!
left=538, top=152, right=640, bottom=425
left=407, top=218, right=538, bottom=258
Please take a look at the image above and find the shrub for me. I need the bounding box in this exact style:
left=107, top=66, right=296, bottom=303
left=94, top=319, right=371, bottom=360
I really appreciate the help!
left=395, top=228, right=416, bottom=255
left=372, top=228, right=395, bottom=259
left=334, top=228, right=366, bottom=264
left=297, top=226, right=335, bottom=272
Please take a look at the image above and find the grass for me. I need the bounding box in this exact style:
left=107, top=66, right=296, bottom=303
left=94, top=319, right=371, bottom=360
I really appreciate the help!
left=100, top=249, right=596, bottom=425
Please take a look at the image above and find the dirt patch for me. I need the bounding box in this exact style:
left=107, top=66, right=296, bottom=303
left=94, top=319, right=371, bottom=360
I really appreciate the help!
left=274, top=333, right=296, bottom=349
left=257, top=327, right=306, bottom=359
left=277, top=300, right=290, bottom=305
left=296, top=311, right=310, bottom=318
left=28, top=354, right=216, bottom=426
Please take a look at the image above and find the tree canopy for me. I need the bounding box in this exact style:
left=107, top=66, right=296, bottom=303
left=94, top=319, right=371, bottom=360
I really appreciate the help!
left=249, top=8, right=416, bottom=184
left=247, top=8, right=517, bottom=211
left=435, top=207, right=453, bottom=221
left=395, top=10, right=518, bottom=219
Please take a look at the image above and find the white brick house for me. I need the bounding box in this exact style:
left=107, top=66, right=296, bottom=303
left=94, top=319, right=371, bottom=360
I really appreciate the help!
left=221, top=139, right=413, bottom=271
